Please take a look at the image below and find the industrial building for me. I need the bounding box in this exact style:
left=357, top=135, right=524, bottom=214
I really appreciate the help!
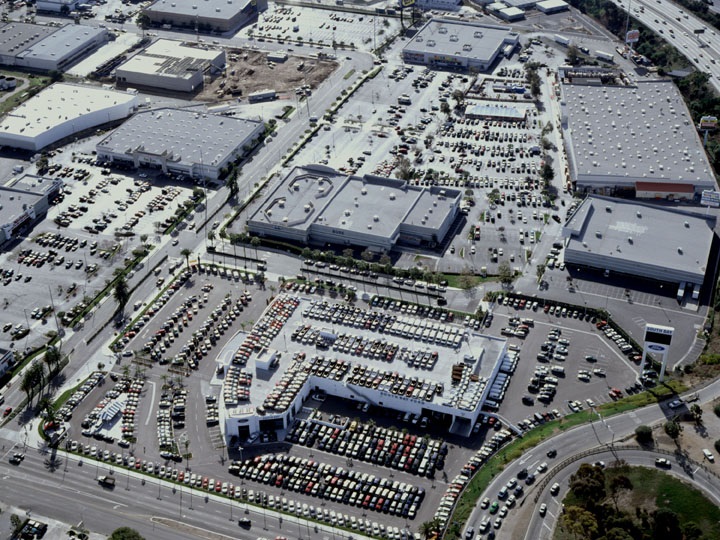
left=36, top=0, right=78, bottom=13
left=220, top=294, right=510, bottom=441
left=143, top=0, right=268, bottom=33
left=0, top=83, right=138, bottom=151
left=562, top=195, right=716, bottom=290
left=0, top=22, right=108, bottom=72
left=96, top=108, right=264, bottom=180
left=402, top=19, right=519, bottom=72
left=0, top=175, right=64, bottom=245
left=536, top=0, right=569, bottom=13
left=115, top=39, right=225, bottom=92
left=247, top=165, right=462, bottom=252
left=410, top=0, right=462, bottom=11
left=561, top=80, right=716, bottom=197
left=496, top=6, right=525, bottom=21
left=465, top=103, right=527, bottom=121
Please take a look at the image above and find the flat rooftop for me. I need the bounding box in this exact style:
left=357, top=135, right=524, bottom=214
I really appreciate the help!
left=320, top=176, right=420, bottom=239
left=16, top=24, right=105, bottom=63
left=0, top=174, right=53, bottom=224
left=96, top=108, right=262, bottom=167
left=563, top=80, right=715, bottom=187
left=118, top=39, right=222, bottom=78
left=564, top=195, right=715, bottom=277
left=0, top=22, right=56, bottom=56
left=536, top=0, right=569, bottom=8
left=221, top=295, right=506, bottom=417
left=404, top=19, right=517, bottom=63
left=146, top=0, right=247, bottom=18
left=0, top=83, right=136, bottom=140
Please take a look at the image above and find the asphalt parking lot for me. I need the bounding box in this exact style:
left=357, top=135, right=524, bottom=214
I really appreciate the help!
left=237, top=4, right=400, bottom=52
left=487, top=299, right=643, bottom=427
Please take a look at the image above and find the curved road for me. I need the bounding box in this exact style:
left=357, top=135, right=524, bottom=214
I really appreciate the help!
left=463, top=378, right=720, bottom=538
left=523, top=447, right=720, bottom=540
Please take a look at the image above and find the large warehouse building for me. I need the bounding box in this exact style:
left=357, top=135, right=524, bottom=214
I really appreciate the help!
left=115, top=39, right=225, bottom=92
left=0, top=22, right=108, bottom=72
left=220, top=294, right=510, bottom=441
left=143, top=0, right=268, bottom=33
left=561, top=80, right=716, bottom=198
left=0, top=83, right=138, bottom=151
left=562, top=195, right=716, bottom=290
left=96, top=108, right=264, bottom=180
left=247, top=165, right=462, bottom=251
left=0, top=175, right=63, bottom=246
left=402, top=19, right=519, bottom=72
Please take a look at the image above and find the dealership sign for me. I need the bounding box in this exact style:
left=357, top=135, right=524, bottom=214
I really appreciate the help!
left=626, top=29, right=640, bottom=43
left=700, top=115, right=718, bottom=129
left=647, top=344, right=666, bottom=352
left=701, top=190, right=720, bottom=207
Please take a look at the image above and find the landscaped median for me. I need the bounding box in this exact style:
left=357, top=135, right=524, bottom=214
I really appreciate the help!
left=441, top=379, right=688, bottom=539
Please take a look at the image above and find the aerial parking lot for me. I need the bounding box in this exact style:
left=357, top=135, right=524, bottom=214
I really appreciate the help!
left=236, top=4, right=401, bottom=52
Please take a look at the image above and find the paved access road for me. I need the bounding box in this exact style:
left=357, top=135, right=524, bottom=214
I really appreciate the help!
left=0, top=444, right=368, bottom=540
left=462, top=377, right=720, bottom=539
left=522, top=447, right=720, bottom=540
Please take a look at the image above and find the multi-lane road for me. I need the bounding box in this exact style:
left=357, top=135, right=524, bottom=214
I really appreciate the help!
left=611, top=0, right=720, bottom=91
left=0, top=445, right=369, bottom=540
left=464, top=377, right=720, bottom=539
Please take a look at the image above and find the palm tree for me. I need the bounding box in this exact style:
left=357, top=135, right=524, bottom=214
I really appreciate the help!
left=20, top=369, right=35, bottom=404
left=250, top=236, right=261, bottom=261
left=418, top=520, right=437, bottom=539
left=43, top=345, right=61, bottom=374
left=113, top=274, right=130, bottom=313
left=239, top=233, right=249, bottom=268
left=180, top=248, right=192, bottom=271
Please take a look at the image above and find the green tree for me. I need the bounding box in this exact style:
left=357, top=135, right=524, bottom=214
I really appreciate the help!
left=609, top=474, right=633, bottom=510
left=498, top=261, right=514, bottom=286
left=44, top=345, right=61, bottom=373
left=451, top=89, right=465, bottom=108
left=541, top=162, right=555, bottom=185
left=682, top=522, right=703, bottom=540
left=690, top=403, right=703, bottom=424
left=440, top=101, right=451, bottom=116
left=113, top=274, right=130, bottom=313
left=180, top=248, right=192, bottom=270
left=713, top=438, right=720, bottom=454
left=566, top=44, right=581, bottom=65
left=227, top=168, right=239, bottom=199
left=714, top=403, right=720, bottom=417
left=569, top=463, right=606, bottom=508
left=652, top=508, right=682, bottom=540
left=250, top=236, right=261, bottom=260
left=559, top=506, right=599, bottom=539
left=458, top=266, right=475, bottom=290
left=535, top=263, right=546, bottom=283
left=664, top=420, right=682, bottom=441
left=136, top=13, right=151, bottom=37
left=10, top=514, right=22, bottom=533
left=395, top=156, right=413, bottom=180
left=599, top=528, right=634, bottom=540
left=360, top=248, right=374, bottom=263
left=109, top=527, right=146, bottom=540
left=635, top=424, right=653, bottom=444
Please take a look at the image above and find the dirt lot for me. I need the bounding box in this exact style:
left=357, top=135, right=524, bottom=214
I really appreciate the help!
left=198, top=49, right=338, bottom=102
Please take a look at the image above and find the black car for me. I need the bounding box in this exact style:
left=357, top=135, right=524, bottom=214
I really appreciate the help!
left=547, top=449, right=557, bottom=458
left=238, top=518, right=251, bottom=528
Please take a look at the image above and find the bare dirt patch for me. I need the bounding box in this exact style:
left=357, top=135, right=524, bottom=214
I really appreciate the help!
left=198, top=49, right=338, bottom=102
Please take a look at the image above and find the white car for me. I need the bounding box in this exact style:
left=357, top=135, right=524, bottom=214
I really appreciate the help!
left=703, top=449, right=715, bottom=462
left=668, top=399, right=683, bottom=409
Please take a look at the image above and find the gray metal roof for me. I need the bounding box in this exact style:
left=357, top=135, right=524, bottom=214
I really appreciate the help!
left=564, top=195, right=715, bottom=279
left=146, top=0, right=246, bottom=19
left=96, top=108, right=262, bottom=167
left=116, top=39, right=223, bottom=79
left=0, top=175, right=53, bottom=225
left=563, top=80, right=715, bottom=188
left=16, top=24, right=105, bottom=62
left=404, top=19, right=517, bottom=64
left=0, top=22, right=55, bottom=56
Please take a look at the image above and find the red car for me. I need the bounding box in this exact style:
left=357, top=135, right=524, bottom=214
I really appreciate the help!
left=3, top=407, right=12, bottom=417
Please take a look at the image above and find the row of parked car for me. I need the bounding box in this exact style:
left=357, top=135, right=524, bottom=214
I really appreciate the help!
left=286, top=418, right=447, bottom=478
left=434, top=428, right=514, bottom=531
left=227, top=452, right=424, bottom=518
left=79, top=375, right=144, bottom=443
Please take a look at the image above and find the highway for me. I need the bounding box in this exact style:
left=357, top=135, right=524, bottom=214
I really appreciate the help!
left=462, top=377, right=720, bottom=539
left=0, top=445, right=368, bottom=540
left=610, top=0, right=720, bottom=91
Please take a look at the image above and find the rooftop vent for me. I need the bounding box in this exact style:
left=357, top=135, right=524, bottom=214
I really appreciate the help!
left=373, top=215, right=379, bottom=222
left=684, top=221, right=689, bottom=228
left=389, top=192, right=396, bottom=201
left=678, top=246, right=683, bottom=254
left=595, top=231, right=602, bottom=238
left=636, top=211, right=641, bottom=218
left=605, top=206, right=612, bottom=212
left=627, top=237, right=633, bottom=244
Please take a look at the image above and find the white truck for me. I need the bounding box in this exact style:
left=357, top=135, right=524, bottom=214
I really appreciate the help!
left=595, top=50, right=615, bottom=63
left=554, top=34, right=571, bottom=46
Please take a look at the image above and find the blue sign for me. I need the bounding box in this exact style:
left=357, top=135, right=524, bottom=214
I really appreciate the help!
left=647, top=344, right=665, bottom=352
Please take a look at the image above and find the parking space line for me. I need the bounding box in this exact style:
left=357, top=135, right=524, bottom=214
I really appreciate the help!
left=144, top=381, right=156, bottom=426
